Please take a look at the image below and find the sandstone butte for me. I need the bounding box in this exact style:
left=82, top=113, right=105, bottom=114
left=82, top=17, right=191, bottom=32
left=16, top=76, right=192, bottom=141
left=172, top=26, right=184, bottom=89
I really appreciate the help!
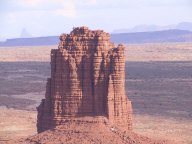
left=37, top=26, right=132, bottom=133
left=9, top=27, right=170, bottom=144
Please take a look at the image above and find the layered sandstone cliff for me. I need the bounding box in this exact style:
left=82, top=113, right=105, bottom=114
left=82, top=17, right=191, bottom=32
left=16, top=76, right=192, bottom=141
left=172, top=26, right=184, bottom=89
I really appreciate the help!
left=37, top=27, right=132, bottom=133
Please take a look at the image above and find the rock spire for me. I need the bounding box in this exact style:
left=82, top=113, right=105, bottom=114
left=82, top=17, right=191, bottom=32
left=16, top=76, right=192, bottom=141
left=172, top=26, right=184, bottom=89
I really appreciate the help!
left=37, top=26, right=132, bottom=133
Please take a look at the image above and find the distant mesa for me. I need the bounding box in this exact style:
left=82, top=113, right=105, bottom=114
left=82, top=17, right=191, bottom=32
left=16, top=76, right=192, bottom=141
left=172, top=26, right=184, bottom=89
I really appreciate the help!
left=176, top=22, right=192, bottom=31
left=1, top=29, right=192, bottom=47
left=113, top=22, right=192, bottom=33
left=37, top=26, right=132, bottom=133
left=20, top=28, right=32, bottom=38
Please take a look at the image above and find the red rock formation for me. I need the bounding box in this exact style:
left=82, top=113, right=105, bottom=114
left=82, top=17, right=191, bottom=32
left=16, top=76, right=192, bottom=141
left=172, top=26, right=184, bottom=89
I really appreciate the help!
left=37, top=26, right=132, bottom=133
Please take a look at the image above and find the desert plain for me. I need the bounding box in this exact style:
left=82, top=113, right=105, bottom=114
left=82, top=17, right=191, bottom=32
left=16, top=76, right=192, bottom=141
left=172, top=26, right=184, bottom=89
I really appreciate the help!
left=0, top=43, right=192, bottom=144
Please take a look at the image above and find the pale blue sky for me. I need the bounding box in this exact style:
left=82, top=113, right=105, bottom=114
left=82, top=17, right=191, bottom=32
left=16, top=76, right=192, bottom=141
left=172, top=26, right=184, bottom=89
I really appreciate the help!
left=0, top=0, right=192, bottom=40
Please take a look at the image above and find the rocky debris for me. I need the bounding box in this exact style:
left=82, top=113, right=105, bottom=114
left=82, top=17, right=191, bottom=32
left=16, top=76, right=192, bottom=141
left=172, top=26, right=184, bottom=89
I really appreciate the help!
left=37, top=26, right=132, bottom=133
left=10, top=116, right=170, bottom=144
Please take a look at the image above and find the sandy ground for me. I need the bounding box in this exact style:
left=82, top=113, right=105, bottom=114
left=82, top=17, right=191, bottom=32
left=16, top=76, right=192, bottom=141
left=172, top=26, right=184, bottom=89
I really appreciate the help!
left=134, top=115, right=192, bottom=144
left=125, top=43, right=192, bottom=61
left=1, top=43, right=192, bottom=61
left=0, top=45, right=54, bottom=62
left=0, top=61, right=192, bottom=143
left=0, top=109, right=37, bottom=143
left=0, top=109, right=191, bottom=144
left=0, top=43, right=192, bottom=143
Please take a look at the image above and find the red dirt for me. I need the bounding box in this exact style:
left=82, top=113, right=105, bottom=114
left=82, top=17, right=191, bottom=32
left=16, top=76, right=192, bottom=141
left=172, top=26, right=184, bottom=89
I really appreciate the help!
left=9, top=116, right=171, bottom=144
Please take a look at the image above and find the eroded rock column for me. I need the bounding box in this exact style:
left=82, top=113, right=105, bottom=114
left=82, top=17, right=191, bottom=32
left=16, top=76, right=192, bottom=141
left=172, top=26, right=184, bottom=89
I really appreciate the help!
left=37, top=26, right=132, bottom=133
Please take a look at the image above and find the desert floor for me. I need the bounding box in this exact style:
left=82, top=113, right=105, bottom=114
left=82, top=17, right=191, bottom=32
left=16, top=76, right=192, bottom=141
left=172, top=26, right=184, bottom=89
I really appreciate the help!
left=1, top=43, right=192, bottom=62
left=1, top=109, right=192, bottom=144
left=0, top=43, right=192, bottom=144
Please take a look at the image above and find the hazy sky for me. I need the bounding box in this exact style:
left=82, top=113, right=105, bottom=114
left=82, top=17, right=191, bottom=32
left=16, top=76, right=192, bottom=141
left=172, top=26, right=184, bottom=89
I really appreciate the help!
left=0, top=0, right=192, bottom=40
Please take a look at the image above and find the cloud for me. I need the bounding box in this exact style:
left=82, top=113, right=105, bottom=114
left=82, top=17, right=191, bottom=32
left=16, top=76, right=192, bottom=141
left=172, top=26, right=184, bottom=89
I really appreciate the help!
left=55, top=1, right=76, bottom=18
left=14, top=0, right=97, bottom=18
left=84, top=0, right=97, bottom=5
left=17, top=0, right=43, bottom=7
